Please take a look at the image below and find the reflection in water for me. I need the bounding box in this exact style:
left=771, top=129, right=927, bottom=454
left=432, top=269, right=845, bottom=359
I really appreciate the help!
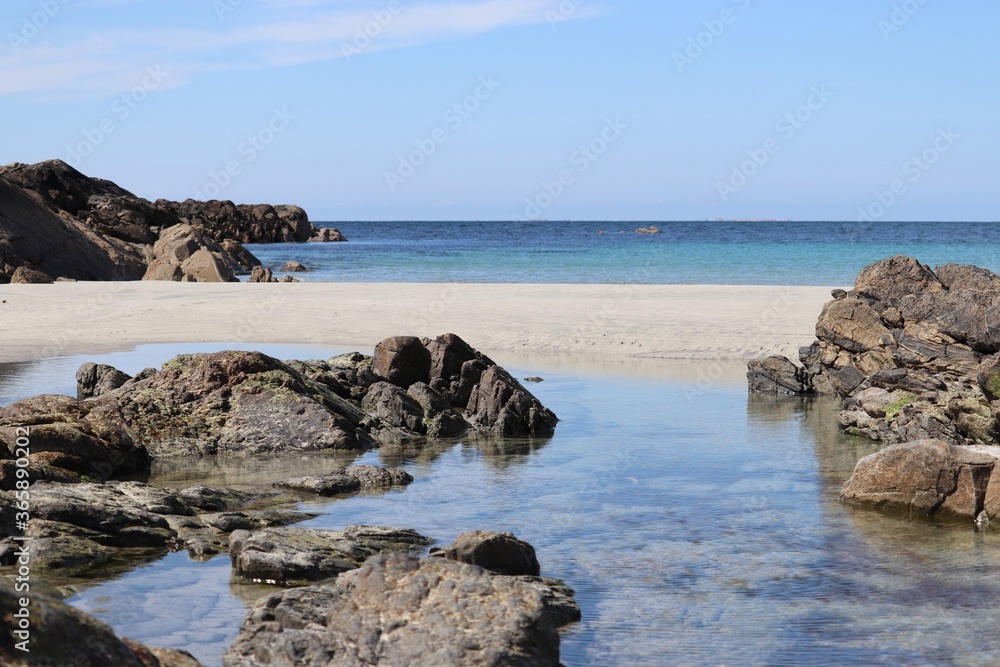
left=6, top=346, right=1000, bottom=666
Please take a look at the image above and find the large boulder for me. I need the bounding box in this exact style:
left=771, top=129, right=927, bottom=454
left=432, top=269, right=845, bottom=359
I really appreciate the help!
left=0, top=582, right=203, bottom=666
left=164, top=200, right=319, bottom=244
left=747, top=355, right=811, bottom=395
left=841, top=439, right=997, bottom=519
left=373, top=336, right=432, bottom=389
left=9, top=266, right=54, bottom=284
left=223, top=553, right=561, bottom=667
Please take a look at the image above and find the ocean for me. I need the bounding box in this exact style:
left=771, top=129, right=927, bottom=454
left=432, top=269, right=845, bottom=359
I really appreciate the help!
left=246, top=220, right=1000, bottom=285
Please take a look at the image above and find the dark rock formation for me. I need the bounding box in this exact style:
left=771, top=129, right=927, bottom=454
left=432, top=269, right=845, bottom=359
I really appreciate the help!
left=0, top=336, right=557, bottom=486
left=0, top=582, right=203, bottom=666
left=223, top=553, right=561, bottom=667
left=374, top=336, right=432, bottom=389
left=339, top=464, right=413, bottom=488
left=0, top=159, right=335, bottom=282
left=76, top=362, right=131, bottom=399
left=747, top=256, right=1000, bottom=449
left=430, top=530, right=540, bottom=576
left=280, top=260, right=308, bottom=272
left=841, top=439, right=999, bottom=520
left=229, top=525, right=433, bottom=585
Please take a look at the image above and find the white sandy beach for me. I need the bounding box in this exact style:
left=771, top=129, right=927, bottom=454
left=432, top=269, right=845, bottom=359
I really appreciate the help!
left=0, top=282, right=835, bottom=369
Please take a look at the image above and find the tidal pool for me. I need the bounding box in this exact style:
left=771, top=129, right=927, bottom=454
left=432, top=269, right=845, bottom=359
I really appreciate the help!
left=4, top=344, right=1000, bottom=666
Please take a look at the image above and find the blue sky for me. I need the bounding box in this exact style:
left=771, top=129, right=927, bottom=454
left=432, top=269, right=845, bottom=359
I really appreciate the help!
left=2, top=0, right=997, bottom=221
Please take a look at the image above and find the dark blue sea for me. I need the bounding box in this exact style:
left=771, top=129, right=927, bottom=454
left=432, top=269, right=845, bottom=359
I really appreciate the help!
left=246, top=221, right=1000, bottom=285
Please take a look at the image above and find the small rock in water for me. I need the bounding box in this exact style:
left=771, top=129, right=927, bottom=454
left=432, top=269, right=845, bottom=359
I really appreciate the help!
left=523, top=376, right=544, bottom=383
left=280, top=260, right=308, bottom=272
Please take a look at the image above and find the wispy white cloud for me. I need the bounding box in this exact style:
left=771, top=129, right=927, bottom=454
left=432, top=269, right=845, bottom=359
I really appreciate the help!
left=1, top=0, right=601, bottom=98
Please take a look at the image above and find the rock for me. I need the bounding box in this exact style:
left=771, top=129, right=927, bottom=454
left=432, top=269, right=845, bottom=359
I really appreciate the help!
left=10, top=266, right=54, bottom=283
left=165, top=200, right=319, bottom=244
left=854, top=255, right=943, bottom=303
left=280, top=275, right=299, bottom=283
left=978, top=354, right=1000, bottom=401
left=223, top=553, right=561, bottom=667
left=76, top=362, right=132, bottom=399
left=841, top=439, right=997, bottom=519
left=89, top=350, right=373, bottom=458
left=274, top=474, right=361, bottom=497
left=144, top=224, right=238, bottom=283
left=425, top=333, right=494, bottom=407
left=635, top=226, right=662, bottom=234
left=406, top=382, right=469, bottom=437
left=466, top=365, right=559, bottom=436
left=936, top=263, right=1000, bottom=292
left=431, top=530, right=541, bottom=576
left=247, top=265, right=277, bottom=283
left=0, top=165, right=146, bottom=281
left=309, top=227, right=347, bottom=242
left=815, top=298, right=889, bottom=353
left=0, top=394, right=151, bottom=480
left=142, top=259, right=184, bottom=282
left=831, top=288, right=848, bottom=300
left=508, top=575, right=583, bottom=627
left=373, top=336, right=432, bottom=389
left=524, top=376, right=544, bottom=383
left=362, top=381, right=427, bottom=433
left=229, top=525, right=432, bottom=585
left=747, top=356, right=811, bottom=395
left=340, top=465, right=413, bottom=488
left=220, top=239, right=261, bottom=272
left=280, top=260, right=308, bottom=272
left=0, top=582, right=204, bottom=666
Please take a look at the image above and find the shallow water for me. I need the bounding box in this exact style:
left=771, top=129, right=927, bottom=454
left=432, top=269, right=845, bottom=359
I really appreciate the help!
left=6, top=345, right=1000, bottom=666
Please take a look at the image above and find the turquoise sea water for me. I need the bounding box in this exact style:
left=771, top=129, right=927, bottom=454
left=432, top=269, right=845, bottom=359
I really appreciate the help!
left=4, top=344, right=1000, bottom=666
left=246, top=221, right=1000, bottom=285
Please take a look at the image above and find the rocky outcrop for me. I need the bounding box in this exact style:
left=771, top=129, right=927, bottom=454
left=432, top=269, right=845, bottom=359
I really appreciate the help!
left=143, top=223, right=239, bottom=283
left=0, top=159, right=336, bottom=282
left=223, top=553, right=561, bottom=667
left=841, top=439, right=999, bottom=521
left=747, top=257, right=1000, bottom=448
left=0, top=582, right=204, bottom=666
left=280, top=260, right=308, bottom=272
left=0, top=336, right=557, bottom=486
left=9, top=266, right=54, bottom=284
left=228, top=525, right=433, bottom=585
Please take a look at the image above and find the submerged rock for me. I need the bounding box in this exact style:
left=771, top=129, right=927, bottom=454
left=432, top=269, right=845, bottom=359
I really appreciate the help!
left=228, top=525, right=433, bottom=585
left=223, top=553, right=561, bottom=667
